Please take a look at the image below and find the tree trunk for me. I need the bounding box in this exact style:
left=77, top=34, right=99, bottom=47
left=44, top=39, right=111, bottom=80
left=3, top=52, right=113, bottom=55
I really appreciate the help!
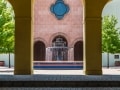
left=8, top=52, right=11, bottom=68
left=107, top=53, right=109, bottom=68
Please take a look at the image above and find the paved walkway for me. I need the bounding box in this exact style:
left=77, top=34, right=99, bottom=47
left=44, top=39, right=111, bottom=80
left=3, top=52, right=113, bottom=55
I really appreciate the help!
left=0, top=66, right=120, bottom=81
left=0, top=67, right=120, bottom=75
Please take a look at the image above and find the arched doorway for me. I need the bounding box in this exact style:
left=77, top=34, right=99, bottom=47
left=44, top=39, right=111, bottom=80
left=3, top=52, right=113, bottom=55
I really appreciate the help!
left=74, top=41, right=83, bottom=61
left=34, top=41, right=46, bottom=61
left=52, top=36, right=68, bottom=61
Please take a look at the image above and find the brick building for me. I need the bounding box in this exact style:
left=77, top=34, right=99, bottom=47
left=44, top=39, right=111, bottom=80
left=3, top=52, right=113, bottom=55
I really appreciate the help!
left=34, top=0, right=83, bottom=62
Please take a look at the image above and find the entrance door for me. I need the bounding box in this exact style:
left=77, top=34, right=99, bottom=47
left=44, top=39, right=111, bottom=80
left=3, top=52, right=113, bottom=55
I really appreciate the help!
left=74, top=41, right=83, bottom=61
left=34, top=41, right=45, bottom=61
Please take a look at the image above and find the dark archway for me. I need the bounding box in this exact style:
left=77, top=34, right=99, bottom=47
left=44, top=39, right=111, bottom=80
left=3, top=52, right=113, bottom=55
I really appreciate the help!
left=34, top=41, right=46, bottom=61
left=74, top=41, right=83, bottom=61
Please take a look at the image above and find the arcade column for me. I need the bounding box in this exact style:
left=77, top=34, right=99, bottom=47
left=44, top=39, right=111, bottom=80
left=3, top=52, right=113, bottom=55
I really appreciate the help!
left=83, top=0, right=108, bottom=75
left=11, top=0, right=33, bottom=75
left=83, top=17, right=102, bottom=75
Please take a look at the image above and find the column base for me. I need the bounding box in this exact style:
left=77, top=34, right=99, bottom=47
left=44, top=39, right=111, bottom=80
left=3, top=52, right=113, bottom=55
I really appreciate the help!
left=14, top=69, right=33, bottom=75
left=83, top=70, right=102, bottom=75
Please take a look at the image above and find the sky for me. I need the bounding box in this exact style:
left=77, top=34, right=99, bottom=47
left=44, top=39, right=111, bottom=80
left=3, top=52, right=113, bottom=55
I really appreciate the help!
left=102, top=0, right=120, bottom=27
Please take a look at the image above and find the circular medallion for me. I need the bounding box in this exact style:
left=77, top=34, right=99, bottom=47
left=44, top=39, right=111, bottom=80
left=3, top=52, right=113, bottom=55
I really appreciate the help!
left=53, top=2, right=67, bottom=16
left=50, top=0, right=70, bottom=20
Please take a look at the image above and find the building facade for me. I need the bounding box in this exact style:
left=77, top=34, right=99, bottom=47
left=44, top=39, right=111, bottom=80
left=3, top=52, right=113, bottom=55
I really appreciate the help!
left=34, top=0, right=83, bottom=62
left=1, top=0, right=110, bottom=75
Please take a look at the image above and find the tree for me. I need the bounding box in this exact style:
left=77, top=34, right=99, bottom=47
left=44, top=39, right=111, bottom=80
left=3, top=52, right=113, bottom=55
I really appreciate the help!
left=102, top=15, right=120, bottom=68
left=0, top=0, right=15, bottom=68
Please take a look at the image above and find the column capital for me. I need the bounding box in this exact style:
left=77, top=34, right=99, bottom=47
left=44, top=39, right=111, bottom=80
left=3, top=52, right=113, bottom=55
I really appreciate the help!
left=83, top=17, right=102, bottom=25
left=15, top=17, right=32, bottom=19
left=85, top=17, right=102, bottom=20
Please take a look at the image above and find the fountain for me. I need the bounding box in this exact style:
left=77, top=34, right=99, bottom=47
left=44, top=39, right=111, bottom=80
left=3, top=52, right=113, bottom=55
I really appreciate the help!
left=34, top=36, right=83, bottom=69
left=46, top=37, right=69, bottom=61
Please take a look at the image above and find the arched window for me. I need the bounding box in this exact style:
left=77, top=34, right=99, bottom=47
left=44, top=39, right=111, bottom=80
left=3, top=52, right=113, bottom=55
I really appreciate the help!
left=34, top=41, right=45, bottom=61
left=74, top=41, right=83, bottom=61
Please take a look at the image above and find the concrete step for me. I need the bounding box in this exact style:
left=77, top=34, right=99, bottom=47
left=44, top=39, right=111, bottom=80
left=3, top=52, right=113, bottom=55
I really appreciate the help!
left=0, top=81, right=120, bottom=87
left=0, top=75, right=120, bottom=87
left=0, top=87, right=120, bottom=90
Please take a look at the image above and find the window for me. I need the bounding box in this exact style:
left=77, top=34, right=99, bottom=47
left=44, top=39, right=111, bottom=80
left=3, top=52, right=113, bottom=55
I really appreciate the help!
left=114, top=55, right=119, bottom=59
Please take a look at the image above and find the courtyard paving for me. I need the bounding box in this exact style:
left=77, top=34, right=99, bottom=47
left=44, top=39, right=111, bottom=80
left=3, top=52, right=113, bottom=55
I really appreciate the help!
left=0, top=66, right=120, bottom=75
left=0, top=66, right=120, bottom=81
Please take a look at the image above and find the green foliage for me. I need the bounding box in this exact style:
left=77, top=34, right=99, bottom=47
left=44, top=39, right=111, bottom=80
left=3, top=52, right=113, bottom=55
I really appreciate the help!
left=102, top=15, right=120, bottom=53
left=0, top=0, right=15, bottom=53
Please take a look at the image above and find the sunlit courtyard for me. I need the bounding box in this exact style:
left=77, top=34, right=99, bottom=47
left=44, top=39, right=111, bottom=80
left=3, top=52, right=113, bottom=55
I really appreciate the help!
left=0, top=67, right=120, bottom=75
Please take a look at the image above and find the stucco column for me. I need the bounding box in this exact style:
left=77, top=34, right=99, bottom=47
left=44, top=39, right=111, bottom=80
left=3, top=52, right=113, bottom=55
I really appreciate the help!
left=71, top=48, right=74, bottom=61
left=82, top=0, right=109, bottom=75
left=46, top=48, right=52, bottom=61
left=13, top=0, right=33, bottom=75
left=14, top=17, right=33, bottom=75
left=46, top=48, right=48, bottom=61
left=68, top=48, right=74, bottom=61
left=67, top=48, right=70, bottom=61
left=83, top=17, right=102, bottom=75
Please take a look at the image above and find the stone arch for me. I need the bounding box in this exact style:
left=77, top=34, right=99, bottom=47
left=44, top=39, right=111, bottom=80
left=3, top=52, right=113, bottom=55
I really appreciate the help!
left=82, top=0, right=109, bottom=75
left=7, top=0, right=111, bottom=75
left=34, top=41, right=46, bottom=61
left=71, top=38, right=83, bottom=47
left=7, top=0, right=15, bottom=12
left=52, top=35, right=68, bottom=47
left=11, top=0, right=33, bottom=74
left=102, top=0, right=118, bottom=17
left=34, top=38, right=47, bottom=61
left=34, top=37, right=47, bottom=47
left=101, top=0, right=112, bottom=16
left=74, top=41, right=83, bottom=61
left=49, top=32, right=70, bottom=47
left=72, top=38, right=83, bottom=61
